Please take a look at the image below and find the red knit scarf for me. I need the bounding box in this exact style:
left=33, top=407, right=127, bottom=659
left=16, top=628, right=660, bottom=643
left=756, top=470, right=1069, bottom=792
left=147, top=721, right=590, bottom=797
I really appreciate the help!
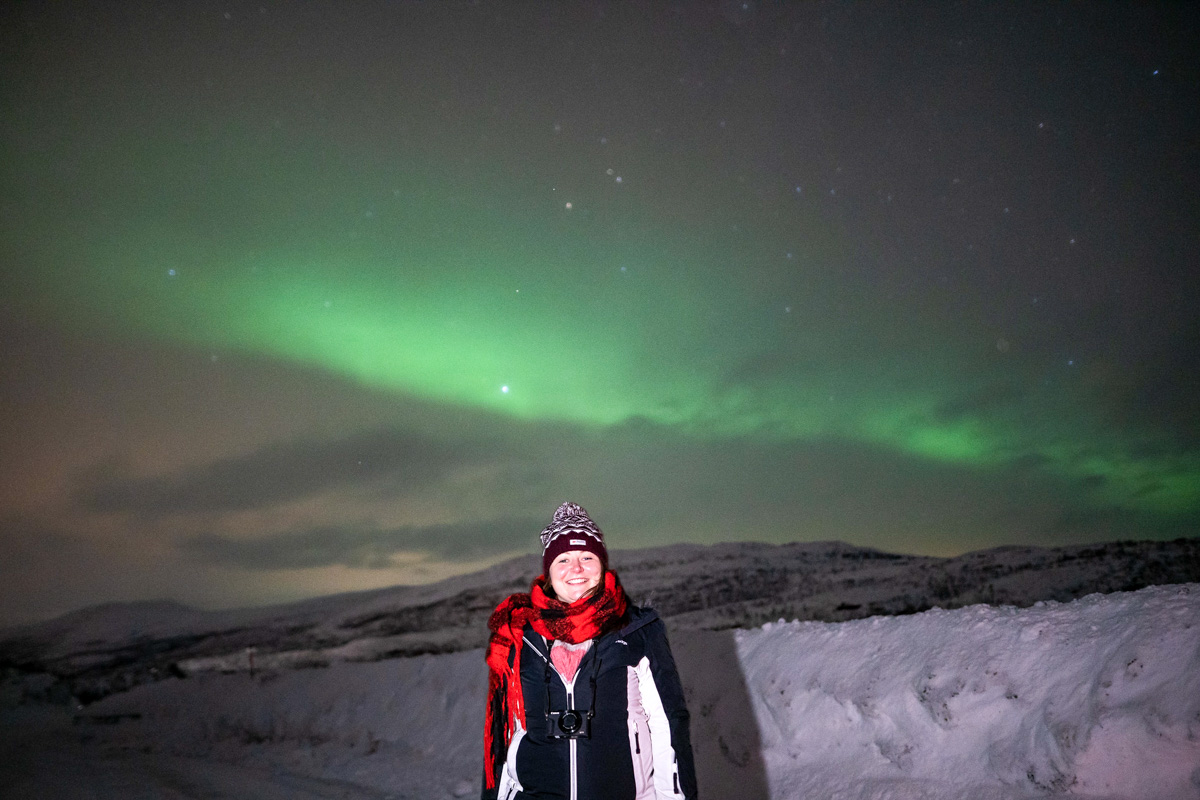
left=483, top=570, right=628, bottom=789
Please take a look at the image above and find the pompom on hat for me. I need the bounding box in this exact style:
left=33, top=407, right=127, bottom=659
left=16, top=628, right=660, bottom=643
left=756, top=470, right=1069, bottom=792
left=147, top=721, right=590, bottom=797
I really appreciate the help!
left=540, top=502, right=608, bottom=576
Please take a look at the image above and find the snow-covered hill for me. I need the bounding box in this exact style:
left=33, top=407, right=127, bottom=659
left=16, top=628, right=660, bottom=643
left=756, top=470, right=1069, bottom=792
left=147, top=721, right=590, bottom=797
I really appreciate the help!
left=3, top=537, right=1198, bottom=707
left=3, top=584, right=1196, bottom=799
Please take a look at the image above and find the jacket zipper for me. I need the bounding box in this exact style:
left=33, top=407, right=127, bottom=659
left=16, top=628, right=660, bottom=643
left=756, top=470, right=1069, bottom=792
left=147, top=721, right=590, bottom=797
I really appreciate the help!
left=547, top=639, right=584, bottom=800
left=562, top=668, right=580, bottom=800
left=568, top=689, right=578, bottom=800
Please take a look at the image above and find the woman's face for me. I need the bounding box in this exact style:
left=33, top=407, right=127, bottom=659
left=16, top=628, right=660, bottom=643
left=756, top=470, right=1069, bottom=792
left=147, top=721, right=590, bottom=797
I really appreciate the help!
left=548, top=550, right=603, bottom=604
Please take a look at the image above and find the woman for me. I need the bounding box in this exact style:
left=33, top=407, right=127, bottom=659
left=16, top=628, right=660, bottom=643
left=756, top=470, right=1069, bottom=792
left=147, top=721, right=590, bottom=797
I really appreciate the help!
left=483, top=502, right=698, bottom=800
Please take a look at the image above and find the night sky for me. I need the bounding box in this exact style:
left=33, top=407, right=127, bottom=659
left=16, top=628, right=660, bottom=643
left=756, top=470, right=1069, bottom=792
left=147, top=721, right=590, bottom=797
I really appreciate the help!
left=2, top=1, right=1197, bottom=625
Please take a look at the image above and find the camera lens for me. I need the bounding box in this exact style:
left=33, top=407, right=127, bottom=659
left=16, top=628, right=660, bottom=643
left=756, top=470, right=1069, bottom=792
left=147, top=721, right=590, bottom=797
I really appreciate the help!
left=559, top=711, right=582, bottom=734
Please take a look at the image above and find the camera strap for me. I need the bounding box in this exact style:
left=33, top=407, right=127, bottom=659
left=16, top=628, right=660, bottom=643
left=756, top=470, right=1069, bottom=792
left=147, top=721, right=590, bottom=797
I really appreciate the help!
left=585, top=651, right=602, bottom=721
left=543, top=645, right=603, bottom=723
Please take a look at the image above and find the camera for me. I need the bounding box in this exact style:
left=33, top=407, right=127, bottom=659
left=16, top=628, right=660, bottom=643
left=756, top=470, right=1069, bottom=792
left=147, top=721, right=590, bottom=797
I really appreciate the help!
left=547, top=709, right=591, bottom=739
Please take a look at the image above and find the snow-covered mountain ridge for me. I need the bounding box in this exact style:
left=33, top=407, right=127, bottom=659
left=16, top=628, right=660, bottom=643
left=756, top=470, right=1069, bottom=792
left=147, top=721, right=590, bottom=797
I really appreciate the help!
left=2, top=536, right=1197, bottom=706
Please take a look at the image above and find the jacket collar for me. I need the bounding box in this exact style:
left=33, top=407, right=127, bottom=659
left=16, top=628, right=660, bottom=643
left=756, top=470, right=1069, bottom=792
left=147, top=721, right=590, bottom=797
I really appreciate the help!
left=616, top=605, right=659, bottom=638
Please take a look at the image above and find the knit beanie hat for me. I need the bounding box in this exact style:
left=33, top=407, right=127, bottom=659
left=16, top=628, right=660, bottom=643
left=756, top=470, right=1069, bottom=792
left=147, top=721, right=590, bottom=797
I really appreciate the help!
left=540, top=501, right=608, bottom=576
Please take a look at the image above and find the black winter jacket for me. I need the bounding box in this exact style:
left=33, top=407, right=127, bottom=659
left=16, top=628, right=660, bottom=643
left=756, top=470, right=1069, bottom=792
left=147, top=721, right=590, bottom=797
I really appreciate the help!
left=483, top=605, right=697, bottom=800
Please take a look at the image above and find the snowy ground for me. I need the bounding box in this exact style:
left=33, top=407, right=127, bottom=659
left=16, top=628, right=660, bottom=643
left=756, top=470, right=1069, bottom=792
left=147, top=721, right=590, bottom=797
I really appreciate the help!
left=3, top=584, right=1198, bottom=799
left=1, top=706, right=389, bottom=800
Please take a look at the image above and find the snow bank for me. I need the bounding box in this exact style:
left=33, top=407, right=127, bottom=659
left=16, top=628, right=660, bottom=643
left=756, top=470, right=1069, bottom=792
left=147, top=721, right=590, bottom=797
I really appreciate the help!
left=735, top=584, right=1200, bottom=799
left=76, top=585, right=1199, bottom=799
left=89, top=649, right=487, bottom=798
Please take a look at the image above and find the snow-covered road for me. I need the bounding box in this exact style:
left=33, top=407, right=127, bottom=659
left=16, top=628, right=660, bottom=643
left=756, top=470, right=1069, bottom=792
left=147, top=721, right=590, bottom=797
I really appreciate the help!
left=1, top=708, right=399, bottom=800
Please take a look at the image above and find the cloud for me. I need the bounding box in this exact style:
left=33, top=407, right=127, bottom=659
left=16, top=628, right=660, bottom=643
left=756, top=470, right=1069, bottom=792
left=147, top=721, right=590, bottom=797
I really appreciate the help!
left=0, top=515, right=86, bottom=566
left=74, top=427, right=516, bottom=516
left=933, top=382, right=1026, bottom=422
left=181, top=517, right=541, bottom=571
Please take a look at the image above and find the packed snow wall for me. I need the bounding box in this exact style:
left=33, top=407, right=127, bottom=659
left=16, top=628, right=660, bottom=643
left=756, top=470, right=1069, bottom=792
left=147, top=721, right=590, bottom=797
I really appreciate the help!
left=731, top=584, right=1200, bottom=799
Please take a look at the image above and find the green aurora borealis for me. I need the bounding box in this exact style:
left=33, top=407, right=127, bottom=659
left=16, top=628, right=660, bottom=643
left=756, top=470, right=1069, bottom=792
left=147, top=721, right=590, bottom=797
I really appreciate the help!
left=16, top=147, right=1197, bottom=516
left=1, top=1, right=1197, bottom=621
